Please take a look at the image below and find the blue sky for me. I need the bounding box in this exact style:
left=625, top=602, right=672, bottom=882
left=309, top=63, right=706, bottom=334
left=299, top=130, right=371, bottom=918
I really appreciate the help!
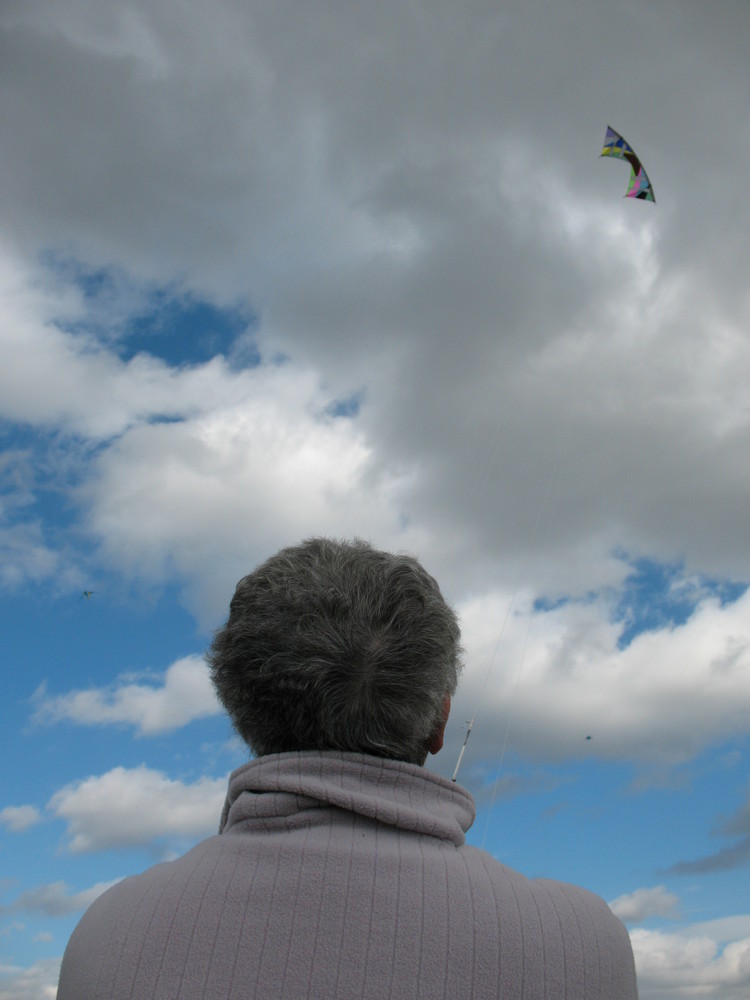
left=2, top=2, right=750, bottom=997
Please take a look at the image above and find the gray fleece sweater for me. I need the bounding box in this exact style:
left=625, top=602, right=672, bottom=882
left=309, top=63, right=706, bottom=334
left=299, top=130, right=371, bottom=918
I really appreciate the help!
left=57, top=751, right=638, bottom=999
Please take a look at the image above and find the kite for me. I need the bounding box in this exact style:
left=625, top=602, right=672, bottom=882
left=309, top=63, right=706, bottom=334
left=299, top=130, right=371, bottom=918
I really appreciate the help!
left=600, top=125, right=655, bottom=202
left=79, top=590, right=95, bottom=600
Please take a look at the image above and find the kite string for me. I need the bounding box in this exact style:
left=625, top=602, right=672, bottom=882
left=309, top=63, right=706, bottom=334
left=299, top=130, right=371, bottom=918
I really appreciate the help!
left=450, top=419, right=522, bottom=782
left=479, top=602, right=535, bottom=849
left=451, top=585, right=519, bottom=782
left=453, top=129, right=651, bottom=824
left=476, top=429, right=570, bottom=849
left=452, top=418, right=570, bottom=800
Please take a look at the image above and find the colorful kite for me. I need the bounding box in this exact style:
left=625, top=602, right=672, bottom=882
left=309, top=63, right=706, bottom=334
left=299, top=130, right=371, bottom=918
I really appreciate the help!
left=600, top=125, right=655, bottom=202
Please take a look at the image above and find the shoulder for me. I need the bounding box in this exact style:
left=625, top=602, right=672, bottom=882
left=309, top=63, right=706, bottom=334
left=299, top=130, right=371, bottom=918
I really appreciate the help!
left=453, top=845, right=637, bottom=997
left=58, top=838, right=224, bottom=998
left=461, top=843, right=625, bottom=928
left=77, top=834, right=225, bottom=921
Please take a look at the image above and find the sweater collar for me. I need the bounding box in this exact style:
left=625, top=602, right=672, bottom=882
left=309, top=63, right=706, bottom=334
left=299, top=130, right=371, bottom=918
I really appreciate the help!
left=219, top=750, right=475, bottom=846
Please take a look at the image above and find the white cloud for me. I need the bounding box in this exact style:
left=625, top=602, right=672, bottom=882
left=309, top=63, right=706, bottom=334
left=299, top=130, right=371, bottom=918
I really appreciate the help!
left=79, top=364, right=417, bottom=624
left=1, top=879, right=120, bottom=917
left=1, top=0, right=749, bottom=611
left=0, top=806, right=41, bottom=833
left=19, top=3, right=169, bottom=80
left=0, top=4, right=748, bottom=998
left=1, top=0, right=749, bottom=609
left=0, top=923, right=24, bottom=939
left=0, top=244, right=417, bottom=618
left=34, top=655, right=221, bottom=735
left=442, top=586, right=750, bottom=771
left=0, top=524, right=60, bottom=590
left=609, top=885, right=680, bottom=924
left=48, top=765, right=226, bottom=852
left=0, top=245, right=241, bottom=441
left=10, top=252, right=745, bottom=776
left=0, top=959, right=60, bottom=1000
left=631, top=920, right=750, bottom=1000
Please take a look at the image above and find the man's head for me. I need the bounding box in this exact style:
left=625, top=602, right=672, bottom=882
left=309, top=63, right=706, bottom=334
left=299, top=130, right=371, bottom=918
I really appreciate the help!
left=208, top=537, right=462, bottom=765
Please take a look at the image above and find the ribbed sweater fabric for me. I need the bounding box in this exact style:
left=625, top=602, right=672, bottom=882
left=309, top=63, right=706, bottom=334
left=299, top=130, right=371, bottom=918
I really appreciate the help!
left=57, top=751, right=638, bottom=999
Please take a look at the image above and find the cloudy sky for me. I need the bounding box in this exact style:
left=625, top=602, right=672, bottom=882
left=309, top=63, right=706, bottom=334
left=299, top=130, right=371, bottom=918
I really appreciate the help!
left=1, top=0, right=749, bottom=996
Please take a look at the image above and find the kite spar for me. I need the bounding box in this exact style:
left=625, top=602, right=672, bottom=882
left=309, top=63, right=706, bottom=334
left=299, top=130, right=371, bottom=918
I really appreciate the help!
left=600, top=125, right=655, bottom=202
left=450, top=127, right=656, bottom=789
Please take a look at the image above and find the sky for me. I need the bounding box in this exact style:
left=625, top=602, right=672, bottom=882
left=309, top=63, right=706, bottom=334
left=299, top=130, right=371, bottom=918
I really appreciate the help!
left=0, top=0, right=749, bottom=996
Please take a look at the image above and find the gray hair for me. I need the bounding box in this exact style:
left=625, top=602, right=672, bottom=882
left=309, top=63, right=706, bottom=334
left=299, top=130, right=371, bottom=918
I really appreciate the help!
left=208, top=538, right=462, bottom=765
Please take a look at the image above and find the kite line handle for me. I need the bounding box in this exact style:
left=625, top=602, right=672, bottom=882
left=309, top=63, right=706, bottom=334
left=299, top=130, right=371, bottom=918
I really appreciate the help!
left=451, top=718, right=474, bottom=782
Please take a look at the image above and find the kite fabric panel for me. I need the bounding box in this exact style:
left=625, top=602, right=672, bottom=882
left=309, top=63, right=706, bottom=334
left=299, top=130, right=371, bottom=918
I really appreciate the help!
left=600, top=125, right=655, bottom=202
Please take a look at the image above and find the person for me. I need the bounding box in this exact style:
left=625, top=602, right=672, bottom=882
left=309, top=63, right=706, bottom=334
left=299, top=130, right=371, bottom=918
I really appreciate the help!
left=57, top=538, right=638, bottom=999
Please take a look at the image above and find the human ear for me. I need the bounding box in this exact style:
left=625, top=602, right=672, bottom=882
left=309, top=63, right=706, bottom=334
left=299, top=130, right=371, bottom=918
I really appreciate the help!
left=427, top=694, right=451, bottom=756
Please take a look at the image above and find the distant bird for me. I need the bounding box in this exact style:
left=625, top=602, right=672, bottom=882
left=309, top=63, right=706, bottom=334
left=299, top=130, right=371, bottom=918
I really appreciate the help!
left=79, top=590, right=95, bottom=600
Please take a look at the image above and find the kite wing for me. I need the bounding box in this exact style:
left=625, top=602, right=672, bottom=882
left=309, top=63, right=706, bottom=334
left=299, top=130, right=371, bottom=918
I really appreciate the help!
left=600, top=125, right=655, bottom=202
